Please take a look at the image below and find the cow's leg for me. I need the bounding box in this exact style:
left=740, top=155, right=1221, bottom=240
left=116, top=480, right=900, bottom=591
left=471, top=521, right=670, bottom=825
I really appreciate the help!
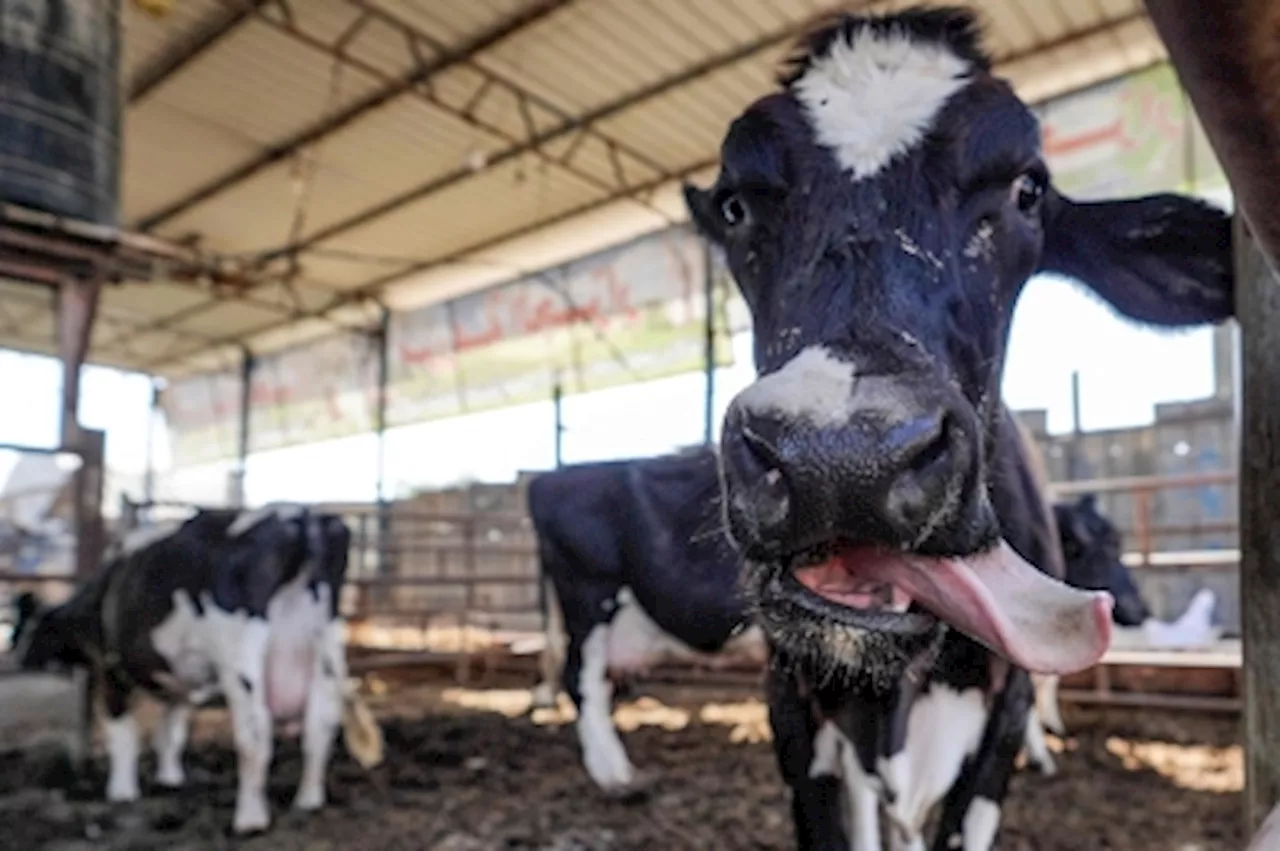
left=101, top=674, right=140, bottom=803
left=1033, top=673, right=1065, bottom=735
left=294, top=618, right=345, bottom=812
left=1022, top=706, right=1057, bottom=777
left=220, top=617, right=273, bottom=834
left=567, top=621, right=634, bottom=792
left=152, top=702, right=192, bottom=788
left=931, top=671, right=1034, bottom=851
left=769, top=668, right=848, bottom=851
left=532, top=576, right=566, bottom=710
left=810, top=721, right=880, bottom=851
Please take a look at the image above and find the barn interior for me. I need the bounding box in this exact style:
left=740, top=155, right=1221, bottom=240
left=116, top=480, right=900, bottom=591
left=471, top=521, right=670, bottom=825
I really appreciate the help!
left=0, top=1, right=1270, bottom=848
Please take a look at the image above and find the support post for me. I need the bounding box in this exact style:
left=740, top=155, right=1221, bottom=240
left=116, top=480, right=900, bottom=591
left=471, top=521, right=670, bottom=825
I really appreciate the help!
left=552, top=380, right=564, bottom=468
left=55, top=276, right=101, bottom=449
left=143, top=379, right=159, bottom=504
left=1236, top=214, right=1280, bottom=833
left=703, top=242, right=716, bottom=446
left=1069, top=371, right=1083, bottom=480
left=229, top=347, right=254, bottom=508
left=72, top=429, right=105, bottom=579
left=374, top=308, right=391, bottom=577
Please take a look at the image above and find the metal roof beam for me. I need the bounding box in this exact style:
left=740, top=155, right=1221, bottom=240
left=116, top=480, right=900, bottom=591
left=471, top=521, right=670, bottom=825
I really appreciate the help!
left=221, top=0, right=677, bottom=230
left=136, top=0, right=575, bottom=232
left=129, top=0, right=270, bottom=104
left=255, top=7, right=1148, bottom=262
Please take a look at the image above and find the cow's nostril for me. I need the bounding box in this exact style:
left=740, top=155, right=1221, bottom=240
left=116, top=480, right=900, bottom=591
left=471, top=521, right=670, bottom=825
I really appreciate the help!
left=882, top=411, right=962, bottom=537
left=724, top=423, right=793, bottom=542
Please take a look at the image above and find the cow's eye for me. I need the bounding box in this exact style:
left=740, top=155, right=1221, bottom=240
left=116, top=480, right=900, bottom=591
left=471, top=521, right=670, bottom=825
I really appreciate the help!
left=1011, top=172, right=1045, bottom=214
left=717, top=191, right=750, bottom=229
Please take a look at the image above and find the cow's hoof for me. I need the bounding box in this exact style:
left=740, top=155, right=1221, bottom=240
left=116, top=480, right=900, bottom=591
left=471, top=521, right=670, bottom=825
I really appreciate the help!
left=155, top=768, right=185, bottom=789
left=1037, top=759, right=1058, bottom=778
left=106, top=782, right=140, bottom=804
left=530, top=682, right=558, bottom=710
left=293, top=785, right=326, bottom=812
left=233, top=801, right=271, bottom=835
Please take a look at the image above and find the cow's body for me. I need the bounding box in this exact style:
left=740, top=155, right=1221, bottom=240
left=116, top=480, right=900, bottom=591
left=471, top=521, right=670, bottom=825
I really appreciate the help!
left=12, top=504, right=353, bottom=835
left=527, top=448, right=766, bottom=791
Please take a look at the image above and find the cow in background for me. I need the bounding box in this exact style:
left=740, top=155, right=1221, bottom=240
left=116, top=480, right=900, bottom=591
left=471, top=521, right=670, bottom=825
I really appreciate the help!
left=11, top=504, right=378, bottom=835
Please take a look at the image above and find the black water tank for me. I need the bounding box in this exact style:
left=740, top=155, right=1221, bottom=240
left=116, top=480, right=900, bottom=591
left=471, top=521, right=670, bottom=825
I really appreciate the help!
left=0, top=0, right=122, bottom=225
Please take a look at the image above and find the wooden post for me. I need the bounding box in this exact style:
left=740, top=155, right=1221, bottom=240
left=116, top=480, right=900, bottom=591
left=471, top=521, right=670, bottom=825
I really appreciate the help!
left=1236, top=214, right=1280, bottom=833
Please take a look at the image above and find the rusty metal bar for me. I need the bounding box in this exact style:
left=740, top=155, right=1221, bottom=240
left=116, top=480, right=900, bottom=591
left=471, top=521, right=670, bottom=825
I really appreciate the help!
left=1053, top=470, right=1236, bottom=495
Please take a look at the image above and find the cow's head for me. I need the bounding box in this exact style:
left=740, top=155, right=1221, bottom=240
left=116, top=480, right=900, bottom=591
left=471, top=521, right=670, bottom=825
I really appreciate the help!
left=1056, top=495, right=1150, bottom=627
left=684, top=7, right=1232, bottom=680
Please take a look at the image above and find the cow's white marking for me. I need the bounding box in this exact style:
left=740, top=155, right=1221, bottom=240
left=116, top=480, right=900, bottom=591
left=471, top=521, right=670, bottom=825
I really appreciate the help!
left=1022, top=706, right=1056, bottom=777
left=153, top=703, right=192, bottom=788
left=734, top=346, right=858, bottom=428
left=576, top=624, right=634, bottom=791
left=263, top=568, right=327, bottom=720
left=792, top=27, right=970, bottom=181
left=295, top=617, right=344, bottom=811
left=808, top=721, right=881, bottom=851
left=103, top=711, right=141, bottom=802
left=228, top=503, right=305, bottom=537
left=151, top=590, right=218, bottom=697
left=119, top=521, right=183, bottom=556
left=1033, top=673, right=1064, bottom=735
left=1248, top=801, right=1280, bottom=850
left=961, top=796, right=1001, bottom=850
left=211, top=610, right=274, bottom=834
left=877, top=685, right=988, bottom=841
left=606, top=588, right=768, bottom=675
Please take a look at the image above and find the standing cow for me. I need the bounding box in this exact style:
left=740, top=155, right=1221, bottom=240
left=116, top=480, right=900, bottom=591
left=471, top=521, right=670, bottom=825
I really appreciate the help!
left=11, top=504, right=361, bottom=835
left=683, top=6, right=1232, bottom=848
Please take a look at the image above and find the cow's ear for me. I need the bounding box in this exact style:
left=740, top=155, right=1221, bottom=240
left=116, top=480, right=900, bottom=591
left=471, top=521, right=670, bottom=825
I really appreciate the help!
left=1037, top=190, right=1234, bottom=326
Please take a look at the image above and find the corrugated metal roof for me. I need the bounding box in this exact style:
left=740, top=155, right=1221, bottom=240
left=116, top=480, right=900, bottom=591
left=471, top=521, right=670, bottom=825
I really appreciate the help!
left=0, top=0, right=1172, bottom=378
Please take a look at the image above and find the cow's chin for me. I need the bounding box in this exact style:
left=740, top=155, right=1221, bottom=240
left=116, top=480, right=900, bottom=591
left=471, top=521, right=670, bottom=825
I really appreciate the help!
left=741, top=553, right=946, bottom=689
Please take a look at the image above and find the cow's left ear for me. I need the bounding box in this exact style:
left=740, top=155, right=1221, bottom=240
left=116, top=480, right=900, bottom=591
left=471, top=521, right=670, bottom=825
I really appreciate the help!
left=1037, top=190, right=1234, bottom=326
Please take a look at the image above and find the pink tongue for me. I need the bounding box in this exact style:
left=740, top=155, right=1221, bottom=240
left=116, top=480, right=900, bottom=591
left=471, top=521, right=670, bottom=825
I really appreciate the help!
left=840, top=541, right=1114, bottom=675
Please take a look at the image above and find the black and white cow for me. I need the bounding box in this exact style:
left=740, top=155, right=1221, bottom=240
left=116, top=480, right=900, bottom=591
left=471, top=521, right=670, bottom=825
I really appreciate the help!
left=527, top=447, right=767, bottom=791
left=683, top=7, right=1233, bottom=849
left=1023, top=493, right=1153, bottom=776
left=11, top=504, right=354, bottom=835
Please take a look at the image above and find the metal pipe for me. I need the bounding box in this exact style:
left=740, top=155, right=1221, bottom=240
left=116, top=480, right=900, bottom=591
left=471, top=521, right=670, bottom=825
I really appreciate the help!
left=702, top=241, right=716, bottom=446
left=552, top=380, right=564, bottom=468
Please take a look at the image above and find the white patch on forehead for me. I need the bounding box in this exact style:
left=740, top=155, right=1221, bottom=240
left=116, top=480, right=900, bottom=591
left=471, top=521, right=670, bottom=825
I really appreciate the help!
left=229, top=502, right=305, bottom=537
left=793, top=28, right=971, bottom=181
left=733, top=345, right=856, bottom=428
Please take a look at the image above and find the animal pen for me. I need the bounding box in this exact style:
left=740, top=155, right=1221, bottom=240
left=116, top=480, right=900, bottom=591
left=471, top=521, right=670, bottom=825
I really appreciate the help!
left=0, top=0, right=1275, bottom=848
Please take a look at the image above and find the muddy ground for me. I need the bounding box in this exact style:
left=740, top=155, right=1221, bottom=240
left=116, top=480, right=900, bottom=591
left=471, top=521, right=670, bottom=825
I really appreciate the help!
left=0, top=676, right=1245, bottom=850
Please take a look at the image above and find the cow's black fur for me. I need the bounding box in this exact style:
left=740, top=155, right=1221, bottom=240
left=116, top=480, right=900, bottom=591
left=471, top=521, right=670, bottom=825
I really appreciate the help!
left=683, top=7, right=1232, bottom=848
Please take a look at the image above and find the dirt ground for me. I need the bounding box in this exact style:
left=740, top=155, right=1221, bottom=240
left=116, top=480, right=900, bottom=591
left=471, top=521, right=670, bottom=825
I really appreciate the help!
left=0, top=674, right=1245, bottom=851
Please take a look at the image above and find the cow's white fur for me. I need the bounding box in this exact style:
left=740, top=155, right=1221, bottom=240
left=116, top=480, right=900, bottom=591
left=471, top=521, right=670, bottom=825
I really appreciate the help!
left=153, top=703, right=191, bottom=788
left=576, top=624, right=634, bottom=791
left=792, top=26, right=971, bottom=181
left=606, top=588, right=767, bottom=674
left=1022, top=706, right=1056, bottom=777
left=295, top=617, right=346, bottom=811
left=104, top=712, right=141, bottom=802
left=877, top=685, right=988, bottom=844
left=961, top=796, right=1001, bottom=850
left=734, top=346, right=858, bottom=427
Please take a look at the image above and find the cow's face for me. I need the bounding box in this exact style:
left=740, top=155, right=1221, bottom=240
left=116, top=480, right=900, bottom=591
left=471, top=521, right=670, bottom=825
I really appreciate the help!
left=685, top=7, right=1233, bottom=681
left=1056, top=495, right=1149, bottom=627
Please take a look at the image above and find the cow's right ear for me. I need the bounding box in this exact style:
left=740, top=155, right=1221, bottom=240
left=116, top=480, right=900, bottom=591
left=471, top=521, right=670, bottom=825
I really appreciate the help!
left=14, top=592, right=38, bottom=620
left=1038, top=189, right=1234, bottom=327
